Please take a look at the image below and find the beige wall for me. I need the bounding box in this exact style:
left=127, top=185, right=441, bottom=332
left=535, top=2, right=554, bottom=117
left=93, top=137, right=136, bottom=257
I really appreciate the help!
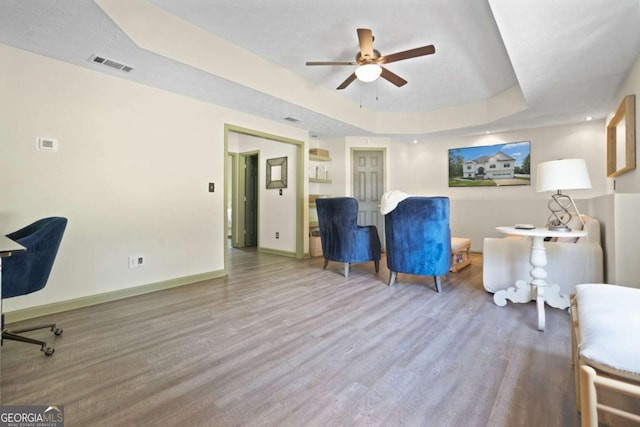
left=397, top=121, right=608, bottom=249
left=0, top=44, right=308, bottom=312
left=313, top=93, right=639, bottom=285
left=608, top=54, right=640, bottom=193
left=589, top=54, right=640, bottom=286
left=3, top=39, right=638, bottom=315
left=315, top=121, right=607, bottom=251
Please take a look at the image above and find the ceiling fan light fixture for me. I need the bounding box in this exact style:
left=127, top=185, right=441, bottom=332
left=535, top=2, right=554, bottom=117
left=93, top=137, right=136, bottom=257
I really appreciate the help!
left=355, top=63, right=382, bottom=82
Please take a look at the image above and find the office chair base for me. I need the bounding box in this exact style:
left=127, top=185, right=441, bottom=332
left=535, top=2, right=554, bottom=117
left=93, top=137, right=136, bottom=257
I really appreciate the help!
left=1, top=319, right=62, bottom=356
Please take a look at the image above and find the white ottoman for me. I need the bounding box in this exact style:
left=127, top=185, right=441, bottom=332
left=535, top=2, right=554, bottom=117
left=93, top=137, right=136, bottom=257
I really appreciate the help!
left=450, top=237, right=471, bottom=272
left=571, top=284, right=640, bottom=426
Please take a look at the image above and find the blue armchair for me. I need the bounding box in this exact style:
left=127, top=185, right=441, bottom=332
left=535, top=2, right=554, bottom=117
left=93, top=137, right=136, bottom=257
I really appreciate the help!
left=2, top=217, right=67, bottom=355
left=315, top=197, right=381, bottom=277
left=384, top=197, right=451, bottom=292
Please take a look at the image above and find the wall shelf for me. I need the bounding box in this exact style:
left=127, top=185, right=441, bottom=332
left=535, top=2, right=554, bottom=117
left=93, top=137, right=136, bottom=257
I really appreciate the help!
left=309, top=178, right=332, bottom=184
left=310, top=154, right=331, bottom=162
left=309, top=149, right=331, bottom=257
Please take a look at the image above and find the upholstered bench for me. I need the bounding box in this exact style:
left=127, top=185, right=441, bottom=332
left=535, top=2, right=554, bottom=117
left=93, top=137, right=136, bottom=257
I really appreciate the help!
left=450, top=237, right=471, bottom=272
left=570, top=284, right=640, bottom=426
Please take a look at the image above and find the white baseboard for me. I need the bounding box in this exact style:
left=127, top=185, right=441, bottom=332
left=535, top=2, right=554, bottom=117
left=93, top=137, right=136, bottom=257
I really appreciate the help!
left=4, top=269, right=226, bottom=324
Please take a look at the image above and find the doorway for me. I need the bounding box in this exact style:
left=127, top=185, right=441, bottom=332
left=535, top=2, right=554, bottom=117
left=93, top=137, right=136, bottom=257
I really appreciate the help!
left=243, top=153, right=258, bottom=247
left=224, top=124, right=305, bottom=274
left=231, top=151, right=259, bottom=248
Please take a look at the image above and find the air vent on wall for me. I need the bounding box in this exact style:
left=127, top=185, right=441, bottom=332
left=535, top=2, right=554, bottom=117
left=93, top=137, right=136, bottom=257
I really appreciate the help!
left=89, top=55, right=134, bottom=73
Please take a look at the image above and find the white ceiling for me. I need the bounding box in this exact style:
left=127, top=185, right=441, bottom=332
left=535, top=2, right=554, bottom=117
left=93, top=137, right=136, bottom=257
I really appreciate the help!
left=1, top=0, right=639, bottom=141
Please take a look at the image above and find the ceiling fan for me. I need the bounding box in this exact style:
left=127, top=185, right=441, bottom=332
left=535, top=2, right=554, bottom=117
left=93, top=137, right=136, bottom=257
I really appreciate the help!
left=306, top=28, right=435, bottom=90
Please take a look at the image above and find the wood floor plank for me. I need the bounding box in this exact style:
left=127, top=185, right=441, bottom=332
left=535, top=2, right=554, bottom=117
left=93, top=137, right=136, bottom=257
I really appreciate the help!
left=1, top=249, right=581, bottom=426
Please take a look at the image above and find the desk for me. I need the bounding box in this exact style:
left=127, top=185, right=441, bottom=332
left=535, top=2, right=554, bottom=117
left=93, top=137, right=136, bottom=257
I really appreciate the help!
left=493, top=226, right=586, bottom=331
left=0, top=235, right=26, bottom=257
left=1, top=235, right=26, bottom=403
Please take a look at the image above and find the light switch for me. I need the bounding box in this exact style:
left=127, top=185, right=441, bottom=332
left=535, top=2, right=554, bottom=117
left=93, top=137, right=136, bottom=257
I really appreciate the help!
left=36, top=137, right=58, bottom=152
left=208, top=182, right=215, bottom=192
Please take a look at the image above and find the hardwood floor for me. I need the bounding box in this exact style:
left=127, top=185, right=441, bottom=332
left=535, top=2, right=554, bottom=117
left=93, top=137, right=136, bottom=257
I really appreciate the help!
left=1, top=248, right=580, bottom=426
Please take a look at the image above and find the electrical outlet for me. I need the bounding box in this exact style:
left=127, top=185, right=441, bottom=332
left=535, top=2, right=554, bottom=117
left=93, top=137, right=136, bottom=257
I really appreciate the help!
left=275, top=232, right=279, bottom=239
left=128, top=255, right=145, bottom=268
left=129, top=256, right=138, bottom=268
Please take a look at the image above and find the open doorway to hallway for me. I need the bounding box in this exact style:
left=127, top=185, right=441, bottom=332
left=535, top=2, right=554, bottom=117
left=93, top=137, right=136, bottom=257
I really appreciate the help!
left=226, top=150, right=258, bottom=249
left=242, top=152, right=258, bottom=247
left=224, top=125, right=305, bottom=274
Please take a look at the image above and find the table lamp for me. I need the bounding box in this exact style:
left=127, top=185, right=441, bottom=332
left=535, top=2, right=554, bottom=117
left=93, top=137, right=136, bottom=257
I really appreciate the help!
left=536, top=159, right=592, bottom=231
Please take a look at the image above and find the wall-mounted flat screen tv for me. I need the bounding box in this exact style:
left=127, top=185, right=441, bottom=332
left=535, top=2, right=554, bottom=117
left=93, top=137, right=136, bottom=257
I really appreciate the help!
left=448, top=141, right=531, bottom=187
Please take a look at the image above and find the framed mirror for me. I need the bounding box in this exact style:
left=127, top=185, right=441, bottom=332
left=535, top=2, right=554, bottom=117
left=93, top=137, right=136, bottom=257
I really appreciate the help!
left=266, top=156, right=287, bottom=189
left=607, top=94, right=636, bottom=178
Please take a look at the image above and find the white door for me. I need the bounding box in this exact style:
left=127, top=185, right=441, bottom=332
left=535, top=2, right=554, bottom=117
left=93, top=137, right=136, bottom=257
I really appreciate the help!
left=352, top=149, right=385, bottom=249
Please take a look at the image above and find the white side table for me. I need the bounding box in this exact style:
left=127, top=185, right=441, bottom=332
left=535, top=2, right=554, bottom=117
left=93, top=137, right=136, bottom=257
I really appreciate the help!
left=493, top=226, right=587, bottom=331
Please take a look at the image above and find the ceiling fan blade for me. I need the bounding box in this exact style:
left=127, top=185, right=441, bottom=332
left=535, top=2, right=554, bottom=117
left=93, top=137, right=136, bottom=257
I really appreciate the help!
left=306, top=61, right=357, bottom=66
left=357, top=28, right=375, bottom=59
left=337, top=73, right=357, bottom=90
left=380, top=45, right=435, bottom=64
left=380, top=67, right=408, bottom=87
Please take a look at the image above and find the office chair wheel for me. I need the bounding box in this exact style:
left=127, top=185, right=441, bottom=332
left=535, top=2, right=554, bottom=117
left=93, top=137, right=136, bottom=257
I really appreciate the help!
left=43, top=347, right=55, bottom=356
left=53, top=328, right=63, bottom=336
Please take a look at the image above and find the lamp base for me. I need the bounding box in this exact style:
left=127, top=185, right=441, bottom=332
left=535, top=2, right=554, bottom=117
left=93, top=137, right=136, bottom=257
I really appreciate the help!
left=546, top=192, right=574, bottom=232
left=547, top=224, right=571, bottom=232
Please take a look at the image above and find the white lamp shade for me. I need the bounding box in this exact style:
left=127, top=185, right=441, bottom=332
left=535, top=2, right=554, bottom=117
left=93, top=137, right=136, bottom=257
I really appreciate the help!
left=536, top=159, right=592, bottom=192
left=355, top=64, right=382, bottom=82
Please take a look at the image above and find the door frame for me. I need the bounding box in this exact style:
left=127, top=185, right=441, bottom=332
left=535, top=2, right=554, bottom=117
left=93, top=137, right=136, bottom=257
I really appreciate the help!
left=224, top=124, right=305, bottom=272
left=227, top=152, right=237, bottom=244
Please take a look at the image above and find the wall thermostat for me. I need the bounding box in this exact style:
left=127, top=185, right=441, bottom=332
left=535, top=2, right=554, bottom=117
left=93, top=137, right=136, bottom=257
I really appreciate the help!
left=36, top=137, right=58, bottom=152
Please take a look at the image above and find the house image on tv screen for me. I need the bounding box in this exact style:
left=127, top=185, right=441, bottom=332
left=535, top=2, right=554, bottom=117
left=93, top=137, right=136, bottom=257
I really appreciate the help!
left=464, top=151, right=515, bottom=179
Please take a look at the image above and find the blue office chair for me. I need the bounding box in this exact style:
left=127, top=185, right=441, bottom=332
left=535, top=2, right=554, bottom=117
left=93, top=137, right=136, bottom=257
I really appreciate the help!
left=2, top=217, right=68, bottom=355
left=384, top=197, right=451, bottom=292
left=315, top=197, right=381, bottom=277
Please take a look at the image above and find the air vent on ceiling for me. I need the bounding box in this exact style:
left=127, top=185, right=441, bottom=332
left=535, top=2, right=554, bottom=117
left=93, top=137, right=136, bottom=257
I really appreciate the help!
left=89, top=55, right=134, bottom=73
left=283, top=116, right=300, bottom=123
